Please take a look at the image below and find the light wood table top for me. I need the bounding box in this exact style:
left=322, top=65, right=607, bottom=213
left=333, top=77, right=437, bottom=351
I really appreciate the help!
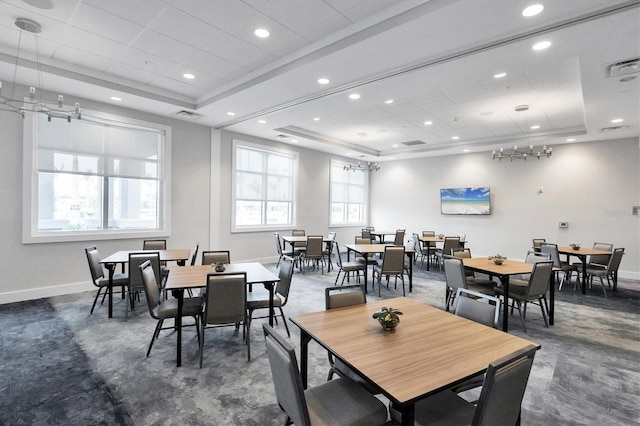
left=165, top=262, right=279, bottom=290
left=290, top=297, right=539, bottom=423
left=462, top=256, right=535, bottom=276
left=101, top=249, right=190, bottom=264
left=280, top=235, right=333, bottom=243
left=557, top=246, right=611, bottom=256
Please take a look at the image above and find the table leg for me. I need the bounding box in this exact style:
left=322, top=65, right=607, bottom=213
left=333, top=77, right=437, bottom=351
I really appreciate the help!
left=579, top=255, right=587, bottom=294
left=268, top=281, right=275, bottom=326
left=549, top=271, right=555, bottom=326
left=106, top=263, right=115, bottom=318
left=299, top=330, right=311, bottom=389
left=501, top=276, right=510, bottom=332
left=363, top=253, right=370, bottom=293
left=175, top=288, right=184, bottom=367
left=396, top=402, right=415, bottom=426
left=408, top=252, right=414, bottom=292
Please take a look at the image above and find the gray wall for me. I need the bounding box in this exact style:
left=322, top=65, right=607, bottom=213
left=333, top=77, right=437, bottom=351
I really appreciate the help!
left=370, top=137, right=639, bottom=278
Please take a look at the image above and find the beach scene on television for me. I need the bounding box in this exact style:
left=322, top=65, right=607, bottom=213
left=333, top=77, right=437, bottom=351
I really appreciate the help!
left=440, top=187, right=491, bottom=215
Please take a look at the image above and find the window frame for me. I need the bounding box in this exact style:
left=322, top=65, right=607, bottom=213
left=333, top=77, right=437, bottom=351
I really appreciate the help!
left=231, top=139, right=298, bottom=233
left=22, top=108, right=172, bottom=244
left=329, top=159, right=368, bottom=227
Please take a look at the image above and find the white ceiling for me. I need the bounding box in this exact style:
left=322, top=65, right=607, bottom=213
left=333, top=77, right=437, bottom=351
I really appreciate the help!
left=1, top=0, right=638, bottom=161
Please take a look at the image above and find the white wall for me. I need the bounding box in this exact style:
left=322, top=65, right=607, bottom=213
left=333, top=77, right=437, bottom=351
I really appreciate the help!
left=0, top=91, right=212, bottom=303
left=370, top=137, right=640, bottom=279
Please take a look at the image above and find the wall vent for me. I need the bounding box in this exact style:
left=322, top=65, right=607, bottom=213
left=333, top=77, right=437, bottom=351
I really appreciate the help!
left=606, top=58, right=639, bottom=78
left=174, top=110, right=202, bottom=119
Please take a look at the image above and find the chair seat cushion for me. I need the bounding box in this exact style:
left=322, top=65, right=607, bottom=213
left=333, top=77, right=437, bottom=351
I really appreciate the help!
left=155, top=296, right=203, bottom=318
left=246, top=293, right=283, bottom=309
left=467, top=276, right=495, bottom=286
left=414, top=389, right=475, bottom=425
left=341, top=262, right=366, bottom=272
left=96, top=273, right=128, bottom=287
left=305, top=377, right=387, bottom=426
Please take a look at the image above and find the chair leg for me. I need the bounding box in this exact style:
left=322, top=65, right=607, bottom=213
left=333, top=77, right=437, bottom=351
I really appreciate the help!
left=278, top=307, right=291, bottom=337
left=199, top=317, right=206, bottom=368
left=147, top=319, right=164, bottom=357
left=598, top=277, right=608, bottom=298
left=539, top=298, right=549, bottom=328
left=90, top=287, right=104, bottom=314
left=515, top=300, right=527, bottom=333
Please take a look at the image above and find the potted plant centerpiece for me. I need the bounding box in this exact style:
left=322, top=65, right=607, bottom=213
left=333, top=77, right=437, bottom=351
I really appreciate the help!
left=372, top=306, right=403, bottom=331
left=488, top=254, right=507, bottom=265
left=214, top=262, right=226, bottom=272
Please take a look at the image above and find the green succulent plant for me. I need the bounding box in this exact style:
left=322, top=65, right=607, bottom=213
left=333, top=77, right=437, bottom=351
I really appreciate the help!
left=372, top=307, right=403, bottom=329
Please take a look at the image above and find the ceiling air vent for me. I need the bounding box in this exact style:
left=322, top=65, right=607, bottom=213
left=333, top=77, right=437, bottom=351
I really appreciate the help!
left=174, top=110, right=202, bottom=120
left=402, top=140, right=426, bottom=146
left=606, top=58, right=639, bottom=78
left=600, top=125, right=629, bottom=132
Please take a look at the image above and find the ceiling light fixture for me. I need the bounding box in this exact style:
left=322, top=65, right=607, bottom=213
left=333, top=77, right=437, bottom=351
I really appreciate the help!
left=254, top=28, right=270, bottom=38
left=451, top=136, right=459, bottom=140
left=313, top=117, right=320, bottom=121
left=317, top=78, right=330, bottom=84
left=385, top=99, right=394, bottom=104
left=349, top=93, right=361, bottom=100
left=183, top=73, right=195, bottom=79
left=110, top=96, right=122, bottom=101
left=424, top=120, right=433, bottom=125
left=532, top=41, right=551, bottom=50
left=258, top=119, right=266, bottom=124
left=0, top=18, right=80, bottom=121
left=343, top=162, right=380, bottom=172
left=530, top=125, right=540, bottom=129
left=226, top=111, right=236, bottom=116
left=492, top=105, right=552, bottom=161
left=522, top=4, right=544, bottom=17
left=493, top=72, right=507, bottom=78
left=611, top=118, right=624, bottom=123
left=566, top=138, right=576, bottom=142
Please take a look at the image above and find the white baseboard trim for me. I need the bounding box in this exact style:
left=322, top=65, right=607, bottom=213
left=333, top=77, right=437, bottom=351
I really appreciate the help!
left=0, top=281, right=94, bottom=305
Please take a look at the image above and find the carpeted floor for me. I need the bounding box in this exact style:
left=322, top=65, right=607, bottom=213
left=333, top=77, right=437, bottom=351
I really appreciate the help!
left=1, top=259, right=639, bottom=425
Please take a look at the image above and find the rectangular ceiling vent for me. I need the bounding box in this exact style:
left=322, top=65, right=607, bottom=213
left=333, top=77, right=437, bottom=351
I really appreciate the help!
left=402, top=140, right=426, bottom=146
left=606, top=58, right=639, bottom=78
left=600, top=125, right=629, bottom=132
left=174, top=110, right=203, bottom=120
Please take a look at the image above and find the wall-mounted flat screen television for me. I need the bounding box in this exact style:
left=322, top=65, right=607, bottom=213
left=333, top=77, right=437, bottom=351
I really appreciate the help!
left=440, top=187, right=491, bottom=215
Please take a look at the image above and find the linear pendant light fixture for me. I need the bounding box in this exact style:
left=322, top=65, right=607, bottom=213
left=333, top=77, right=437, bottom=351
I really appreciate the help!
left=0, top=18, right=80, bottom=121
left=492, top=105, right=552, bottom=161
left=343, top=162, right=380, bottom=172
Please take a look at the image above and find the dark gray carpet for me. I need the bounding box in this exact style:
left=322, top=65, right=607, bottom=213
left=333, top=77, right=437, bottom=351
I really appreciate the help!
left=1, top=260, right=639, bottom=425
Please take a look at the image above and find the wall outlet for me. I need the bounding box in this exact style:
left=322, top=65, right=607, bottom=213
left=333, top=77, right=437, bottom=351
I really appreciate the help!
left=559, top=221, right=568, bottom=228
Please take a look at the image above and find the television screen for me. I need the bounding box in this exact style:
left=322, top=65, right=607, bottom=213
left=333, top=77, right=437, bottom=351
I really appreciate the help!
left=440, top=187, right=491, bottom=215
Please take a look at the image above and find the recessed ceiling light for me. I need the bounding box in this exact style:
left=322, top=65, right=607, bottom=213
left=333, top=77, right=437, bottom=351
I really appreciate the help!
left=451, top=136, right=459, bottom=140
left=291, top=139, right=298, bottom=143
left=258, top=119, right=266, bottom=124
left=532, top=41, right=551, bottom=50
left=346, top=153, right=353, bottom=156
left=183, top=73, right=195, bottom=79
left=317, top=78, right=330, bottom=85
left=463, top=149, right=470, bottom=153
left=424, top=121, right=433, bottom=126
left=530, top=125, right=540, bottom=129
left=254, top=28, right=269, bottom=38
left=313, top=117, right=320, bottom=121
left=226, top=111, right=236, bottom=116
left=392, top=144, right=398, bottom=148
left=349, top=93, right=360, bottom=100
left=566, top=138, right=576, bottom=142
left=385, top=99, right=394, bottom=104
left=611, top=118, right=624, bottom=123
left=110, top=96, right=122, bottom=101
left=522, top=4, right=544, bottom=17
left=493, top=72, right=507, bottom=78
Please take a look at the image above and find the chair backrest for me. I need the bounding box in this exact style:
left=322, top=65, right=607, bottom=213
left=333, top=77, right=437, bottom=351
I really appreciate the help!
left=292, top=229, right=305, bottom=237
left=143, top=239, right=166, bottom=250
left=85, top=245, right=104, bottom=283
left=457, top=234, right=466, bottom=242
left=361, top=228, right=373, bottom=241
left=202, top=250, right=231, bottom=265
left=140, top=260, right=162, bottom=316
left=532, top=238, right=546, bottom=251
left=189, top=243, right=199, bottom=266
left=525, top=261, right=554, bottom=299
left=355, top=236, right=370, bottom=245
left=305, top=235, right=324, bottom=257
left=325, top=284, right=367, bottom=310
left=442, top=237, right=461, bottom=256
left=524, top=250, right=550, bottom=264
left=422, top=231, right=435, bottom=237
left=381, top=245, right=405, bottom=274
left=412, top=233, right=421, bottom=251
left=276, top=258, right=294, bottom=301
left=606, top=248, right=625, bottom=273
left=454, top=288, right=501, bottom=328
left=393, top=229, right=405, bottom=245
left=262, top=324, right=311, bottom=426
left=452, top=248, right=471, bottom=258
left=274, top=232, right=284, bottom=256
left=365, top=226, right=375, bottom=231
left=204, top=272, right=247, bottom=325
left=333, top=241, right=345, bottom=269
left=129, top=252, right=161, bottom=292
left=590, top=242, right=613, bottom=266
left=444, top=257, right=468, bottom=292
left=327, top=231, right=336, bottom=241
left=539, top=243, right=561, bottom=268
left=472, top=345, right=538, bottom=426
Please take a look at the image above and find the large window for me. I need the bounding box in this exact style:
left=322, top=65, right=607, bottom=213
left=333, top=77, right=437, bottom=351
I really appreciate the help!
left=232, top=140, right=297, bottom=231
left=23, top=110, right=170, bottom=243
left=330, top=160, right=367, bottom=226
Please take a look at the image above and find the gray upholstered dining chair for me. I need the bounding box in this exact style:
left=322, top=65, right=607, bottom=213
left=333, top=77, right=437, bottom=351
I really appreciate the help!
left=301, top=235, right=326, bottom=274
left=201, top=250, right=231, bottom=266
left=262, top=323, right=388, bottom=426
left=188, top=242, right=199, bottom=266
left=246, top=258, right=294, bottom=337
left=413, top=345, right=538, bottom=426
left=435, top=236, right=461, bottom=271
left=532, top=238, right=546, bottom=252
left=584, top=247, right=624, bottom=297
left=332, top=241, right=366, bottom=286
left=85, top=245, right=129, bottom=315
left=200, top=272, right=249, bottom=365
left=539, top=243, right=577, bottom=290
left=354, top=236, right=379, bottom=265
left=494, top=261, right=554, bottom=332
left=444, top=256, right=496, bottom=312
left=452, top=248, right=496, bottom=287
left=372, top=245, right=406, bottom=296
left=127, top=251, right=161, bottom=320
left=139, top=260, right=203, bottom=358
left=322, top=231, right=336, bottom=271
left=393, top=228, right=405, bottom=245
left=143, top=239, right=169, bottom=279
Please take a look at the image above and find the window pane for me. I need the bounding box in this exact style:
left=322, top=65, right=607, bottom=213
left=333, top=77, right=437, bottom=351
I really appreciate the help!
left=267, top=175, right=291, bottom=200
left=236, top=172, right=263, bottom=199
left=38, top=172, right=102, bottom=231
left=331, top=203, right=345, bottom=223
left=332, top=182, right=348, bottom=202
left=347, top=203, right=364, bottom=222
left=332, top=165, right=349, bottom=183
left=266, top=201, right=291, bottom=224
left=268, top=153, right=292, bottom=175
left=349, top=184, right=365, bottom=203
left=237, top=148, right=264, bottom=172
left=108, top=177, right=158, bottom=229
left=236, top=200, right=263, bottom=226
left=330, top=160, right=367, bottom=226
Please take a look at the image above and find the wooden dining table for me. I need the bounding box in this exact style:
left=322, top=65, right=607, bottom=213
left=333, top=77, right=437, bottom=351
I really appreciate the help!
left=343, top=243, right=415, bottom=292
left=100, top=249, right=190, bottom=318
left=557, top=246, right=612, bottom=294
left=290, top=297, right=540, bottom=425
left=462, top=257, right=556, bottom=332
left=164, top=262, right=279, bottom=367
left=417, top=236, right=445, bottom=270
